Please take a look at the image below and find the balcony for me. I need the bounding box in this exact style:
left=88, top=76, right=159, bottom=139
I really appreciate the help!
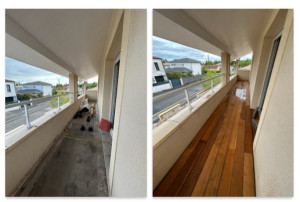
left=153, top=9, right=293, bottom=197
left=5, top=9, right=146, bottom=197
left=154, top=81, right=255, bottom=196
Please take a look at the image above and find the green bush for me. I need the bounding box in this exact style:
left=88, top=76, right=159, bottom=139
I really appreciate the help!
left=50, top=90, right=69, bottom=108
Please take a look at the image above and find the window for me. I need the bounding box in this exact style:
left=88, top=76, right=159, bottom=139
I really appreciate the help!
left=6, top=85, right=11, bottom=92
left=154, top=62, right=160, bottom=71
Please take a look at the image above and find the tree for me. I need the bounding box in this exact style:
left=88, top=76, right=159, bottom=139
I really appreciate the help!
left=52, top=87, right=57, bottom=95
left=87, top=82, right=97, bottom=89
left=162, top=58, right=168, bottom=63
left=239, top=58, right=252, bottom=68
left=201, top=66, right=208, bottom=75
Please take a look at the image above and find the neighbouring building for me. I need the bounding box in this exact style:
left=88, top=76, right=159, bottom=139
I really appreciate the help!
left=5, top=79, right=18, bottom=104
left=153, top=57, right=172, bottom=93
left=205, top=64, right=222, bottom=71
left=168, top=58, right=202, bottom=75
left=165, top=67, right=193, bottom=75
left=153, top=57, right=168, bottom=83
left=17, top=88, right=43, bottom=96
left=21, top=81, right=52, bottom=96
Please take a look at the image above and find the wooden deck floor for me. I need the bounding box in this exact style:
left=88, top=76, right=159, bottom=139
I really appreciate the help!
left=154, top=81, right=255, bottom=197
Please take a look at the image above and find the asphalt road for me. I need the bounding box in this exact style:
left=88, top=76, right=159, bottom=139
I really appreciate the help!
left=5, top=101, right=53, bottom=133
left=153, top=83, right=204, bottom=115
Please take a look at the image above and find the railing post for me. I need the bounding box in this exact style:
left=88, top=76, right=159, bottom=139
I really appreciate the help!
left=24, top=104, right=32, bottom=129
left=211, top=79, right=214, bottom=93
left=184, top=89, right=192, bottom=110
left=57, top=96, right=60, bottom=110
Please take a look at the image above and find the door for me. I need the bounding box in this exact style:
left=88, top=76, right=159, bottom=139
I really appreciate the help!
left=252, top=32, right=282, bottom=129
left=110, top=55, right=120, bottom=130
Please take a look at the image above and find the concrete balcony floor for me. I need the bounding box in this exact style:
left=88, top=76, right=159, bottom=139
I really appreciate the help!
left=16, top=102, right=111, bottom=196
left=154, top=81, right=255, bottom=197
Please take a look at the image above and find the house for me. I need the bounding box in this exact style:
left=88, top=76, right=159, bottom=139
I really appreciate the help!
left=17, top=88, right=43, bottom=96
left=21, top=81, right=52, bottom=96
left=205, top=64, right=222, bottom=70
left=168, top=58, right=202, bottom=75
left=153, top=9, right=293, bottom=197
left=165, top=67, right=193, bottom=74
left=5, top=79, right=18, bottom=104
left=153, top=57, right=168, bottom=83
left=5, top=9, right=146, bottom=197
left=153, top=57, right=172, bottom=93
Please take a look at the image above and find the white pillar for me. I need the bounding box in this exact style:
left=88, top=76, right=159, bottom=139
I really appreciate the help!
left=69, top=73, right=78, bottom=103
left=221, top=52, right=231, bottom=84
left=83, top=81, right=87, bottom=94
left=235, top=59, right=239, bottom=75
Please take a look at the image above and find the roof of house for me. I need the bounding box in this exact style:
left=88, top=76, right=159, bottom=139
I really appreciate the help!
left=5, top=79, right=15, bottom=83
left=153, top=56, right=163, bottom=60
left=17, top=89, right=43, bottom=94
left=206, top=64, right=221, bottom=69
left=22, top=81, right=52, bottom=86
left=165, top=67, right=193, bottom=73
left=169, top=58, right=202, bottom=64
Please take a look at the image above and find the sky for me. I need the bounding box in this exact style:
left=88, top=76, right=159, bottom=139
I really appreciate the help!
left=153, top=36, right=252, bottom=62
left=5, top=57, right=98, bottom=85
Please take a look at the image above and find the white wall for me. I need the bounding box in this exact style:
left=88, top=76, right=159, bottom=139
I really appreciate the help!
left=109, top=9, right=147, bottom=197
left=6, top=95, right=85, bottom=196
left=153, top=58, right=168, bottom=81
left=237, top=69, right=250, bottom=81
left=253, top=11, right=293, bottom=197
left=42, top=85, right=52, bottom=96
left=153, top=82, right=172, bottom=93
left=5, top=81, right=17, bottom=98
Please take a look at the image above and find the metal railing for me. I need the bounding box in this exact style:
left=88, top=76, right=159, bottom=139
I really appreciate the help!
left=153, top=74, right=224, bottom=122
left=5, top=93, right=73, bottom=129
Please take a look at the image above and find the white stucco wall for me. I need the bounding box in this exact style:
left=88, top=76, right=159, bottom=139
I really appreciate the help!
left=153, top=82, right=172, bottom=93
left=153, top=58, right=168, bottom=81
left=253, top=11, right=293, bottom=197
left=109, top=9, right=147, bottom=197
left=42, top=85, right=52, bottom=96
left=5, top=81, right=17, bottom=98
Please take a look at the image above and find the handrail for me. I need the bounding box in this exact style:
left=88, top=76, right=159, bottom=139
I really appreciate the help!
left=5, top=93, right=72, bottom=109
left=153, top=74, right=224, bottom=102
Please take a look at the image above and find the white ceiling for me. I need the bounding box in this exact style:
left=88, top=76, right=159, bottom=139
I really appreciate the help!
left=154, top=9, right=274, bottom=59
left=6, top=9, right=114, bottom=80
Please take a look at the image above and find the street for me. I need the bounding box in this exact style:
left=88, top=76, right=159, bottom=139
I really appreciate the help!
left=153, top=83, right=205, bottom=116
left=5, top=101, right=52, bottom=133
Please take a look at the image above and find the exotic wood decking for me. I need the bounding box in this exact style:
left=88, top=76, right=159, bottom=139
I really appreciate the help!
left=154, top=81, right=255, bottom=197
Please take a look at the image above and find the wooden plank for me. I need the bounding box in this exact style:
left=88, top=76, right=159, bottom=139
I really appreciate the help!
left=189, top=87, right=239, bottom=196
left=243, top=153, right=255, bottom=196
left=179, top=82, right=241, bottom=196
left=153, top=91, right=229, bottom=196
left=178, top=109, right=226, bottom=196
left=230, top=118, right=245, bottom=196
left=203, top=90, right=243, bottom=196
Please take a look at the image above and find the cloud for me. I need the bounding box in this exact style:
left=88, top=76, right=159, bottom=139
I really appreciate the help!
left=5, top=57, right=68, bottom=85
left=153, top=36, right=220, bottom=62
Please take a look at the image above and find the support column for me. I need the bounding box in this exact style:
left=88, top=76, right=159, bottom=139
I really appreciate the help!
left=235, top=59, right=239, bottom=75
left=221, top=52, right=231, bottom=84
left=69, top=73, right=78, bottom=103
left=83, top=81, right=87, bottom=94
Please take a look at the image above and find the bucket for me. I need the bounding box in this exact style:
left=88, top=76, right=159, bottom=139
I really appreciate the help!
left=99, top=118, right=112, bottom=132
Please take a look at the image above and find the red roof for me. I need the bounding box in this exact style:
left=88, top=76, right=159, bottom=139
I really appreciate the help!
left=56, top=87, right=69, bottom=91
left=206, top=64, right=221, bottom=69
